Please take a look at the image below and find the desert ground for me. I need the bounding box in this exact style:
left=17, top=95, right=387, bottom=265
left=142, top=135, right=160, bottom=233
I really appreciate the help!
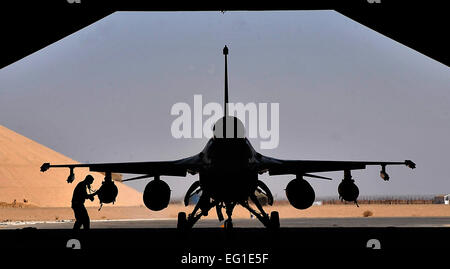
left=1, top=203, right=450, bottom=222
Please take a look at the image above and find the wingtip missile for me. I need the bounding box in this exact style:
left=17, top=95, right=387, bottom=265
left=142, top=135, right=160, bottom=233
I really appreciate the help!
left=405, top=160, right=416, bottom=169
left=40, top=162, right=50, bottom=172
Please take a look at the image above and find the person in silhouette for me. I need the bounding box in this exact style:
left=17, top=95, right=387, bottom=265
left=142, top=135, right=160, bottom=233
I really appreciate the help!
left=71, top=175, right=97, bottom=230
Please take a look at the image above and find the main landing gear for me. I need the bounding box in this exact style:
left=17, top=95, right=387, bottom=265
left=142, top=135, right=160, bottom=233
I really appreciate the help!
left=177, top=194, right=218, bottom=230
left=177, top=193, right=280, bottom=230
left=240, top=194, right=280, bottom=229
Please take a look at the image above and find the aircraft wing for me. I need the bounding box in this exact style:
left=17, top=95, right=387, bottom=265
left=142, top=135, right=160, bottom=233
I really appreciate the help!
left=40, top=154, right=203, bottom=181
left=256, top=155, right=415, bottom=177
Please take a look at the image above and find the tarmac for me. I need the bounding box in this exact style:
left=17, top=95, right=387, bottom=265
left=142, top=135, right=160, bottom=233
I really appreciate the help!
left=2, top=217, right=450, bottom=229
left=1, top=217, right=449, bottom=253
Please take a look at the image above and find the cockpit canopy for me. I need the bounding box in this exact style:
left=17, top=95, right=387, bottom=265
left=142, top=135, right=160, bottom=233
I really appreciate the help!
left=213, top=116, right=246, bottom=139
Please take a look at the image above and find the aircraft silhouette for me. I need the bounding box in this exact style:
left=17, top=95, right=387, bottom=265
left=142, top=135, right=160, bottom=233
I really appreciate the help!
left=41, top=46, right=416, bottom=229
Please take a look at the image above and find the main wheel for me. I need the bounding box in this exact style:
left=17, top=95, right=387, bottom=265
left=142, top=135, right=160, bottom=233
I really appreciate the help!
left=269, top=211, right=280, bottom=229
left=177, top=212, right=187, bottom=230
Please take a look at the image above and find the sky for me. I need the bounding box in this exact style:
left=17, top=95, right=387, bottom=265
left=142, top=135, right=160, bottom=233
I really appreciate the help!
left=1, top=11, right=449, bottom=200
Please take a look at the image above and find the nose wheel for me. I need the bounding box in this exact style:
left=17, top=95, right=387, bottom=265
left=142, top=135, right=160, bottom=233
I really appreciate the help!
left=224, top=219, right=233, bottom=229
left=269, top=211, right=280, bottom=229
left=177, top=212, right=187, bottom=230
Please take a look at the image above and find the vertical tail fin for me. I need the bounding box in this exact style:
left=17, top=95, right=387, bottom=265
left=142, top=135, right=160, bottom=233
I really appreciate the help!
left=223, top=45, right=229, bottom=117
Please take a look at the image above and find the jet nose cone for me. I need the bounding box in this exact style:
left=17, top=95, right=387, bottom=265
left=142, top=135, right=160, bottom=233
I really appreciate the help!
left=223, top=45, right=229, bottom=55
